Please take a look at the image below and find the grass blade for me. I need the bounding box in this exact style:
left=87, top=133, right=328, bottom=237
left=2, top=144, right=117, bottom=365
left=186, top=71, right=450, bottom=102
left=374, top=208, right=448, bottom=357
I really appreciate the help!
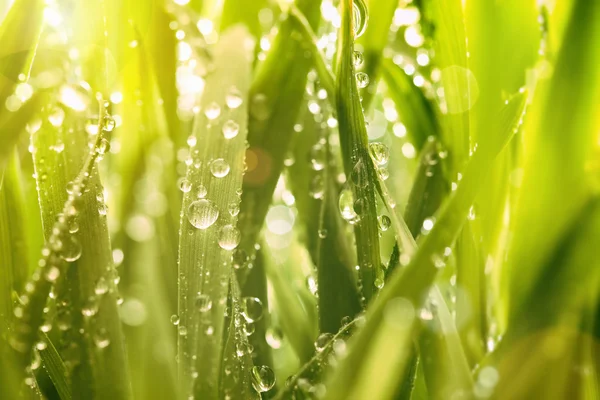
left=39, top=333, right=71, bottom=400
left=334, top=0, right=382, bottom=302
left=176, top=26, right=254, bottom=399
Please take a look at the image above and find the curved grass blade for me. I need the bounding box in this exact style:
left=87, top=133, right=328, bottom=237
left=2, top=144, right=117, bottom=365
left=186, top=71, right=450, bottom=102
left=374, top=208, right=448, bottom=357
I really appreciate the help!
left=176, top=26, right=254, bottom=399
left=324, top=91, right=527, bottom=400
left=237, top=0, right=323, bottom=270
left=16, top=100, right=131, bottom=399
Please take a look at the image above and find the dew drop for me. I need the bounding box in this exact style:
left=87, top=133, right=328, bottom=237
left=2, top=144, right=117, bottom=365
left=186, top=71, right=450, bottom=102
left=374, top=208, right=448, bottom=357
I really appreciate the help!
left=222, top=120, right=240, bottom=139
left=94, top=328, right=111, bottom=349
left=241, top=297, right=264, bottom=323
left=351, top=160, right=368, bottom=188
left=210, top=158, right=230, bottom=178
left=314, top=333, right=333, bottom=352
left=226, top=87, right=243, bottom=109
left=103, top=115, right=116, bottom=132
left=339, top=187, right=358, bottom=222
left=178, top=177, right=192, bottom=193
left=195, top=293, right=212, bottom=312
left=369, top=142, right=389, bottom=166
left=170, top=314, right=180, bottom=325
left=378, top=215, right=391, bottom=231
left=60, top=236, right=82, bottom=262
left=251, top=365, right=276, bottom=393
left=218, top=224, right=241, bottom=250
left=356, top=72, right=370, bottom=89
left=97, top=138, right=110, bottom=155
left=204, top=102, right=221, bottom=120
left=48, top=107, right=65, bottom=127
left=265, top=327, right=283, bottom=349
left=94, top=277, right=109, bottom=295
left=353, top=50, right=364, bottom=68
left=318, top=229, right=328, bottom=239
left=232, top=249, right=248, bottom=270
left=187, top=199, right=219, bottom=229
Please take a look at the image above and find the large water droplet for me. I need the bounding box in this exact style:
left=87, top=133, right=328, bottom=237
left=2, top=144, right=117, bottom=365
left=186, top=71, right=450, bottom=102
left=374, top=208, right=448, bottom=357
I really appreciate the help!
left=265, top=327, right=283, bottom=349
left=356, top=72, right=370, bottom=89
left=242, top=297, right=264, bottom=323
left=351, top=160, right=369, bottom=188
left=226, top=87, right=243, bottom=109
left=314, top=333, right=333, bottom=352
left=210, top=158, right=230, bottom=178
left=204, top=102, right=221, bottom=120
left=188, top=199, right=219, bottom=229
left=339, top=187, right=358, bottom=222
left=222, top=120, right=240, bottom=139
left=218, top=224, right=241, bottom=250
left=60, top=236, right=82, bottom=262
left=369, top=142, right=389, bottom=166
left=251, top=366, right=276, bottom=393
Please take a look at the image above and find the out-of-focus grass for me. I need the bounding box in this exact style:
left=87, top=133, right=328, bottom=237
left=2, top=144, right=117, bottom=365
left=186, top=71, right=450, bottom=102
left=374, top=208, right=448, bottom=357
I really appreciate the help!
left=0, top=0, right=599, bottom=399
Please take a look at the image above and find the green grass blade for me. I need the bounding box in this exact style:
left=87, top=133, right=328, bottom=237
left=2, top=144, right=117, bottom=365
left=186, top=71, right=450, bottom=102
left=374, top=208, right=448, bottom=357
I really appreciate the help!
left=503, top=0, right=600, bottom=318
left=381, top=59, right=439, bottom=151
left=288, top=108, right=361, bottom=334
left=39, top=333, right=71, bottom=400
left=237, top=0, right=322, bottom=268
left=176, top=26, right=254, bottom=399
left=335, top=0, right=382, bottom=302
left=324, top=91, right=527, bottom=400
left=357, top=0, right=397, bottom=107
left=0, top=0, right=43, bottom=105
left=17, top=100, right=131, bottom=399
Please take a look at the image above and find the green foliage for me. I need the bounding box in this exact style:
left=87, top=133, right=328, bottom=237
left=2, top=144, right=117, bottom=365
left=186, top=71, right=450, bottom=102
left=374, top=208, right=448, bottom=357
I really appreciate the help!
left=1, top=0, right=599, bottom=399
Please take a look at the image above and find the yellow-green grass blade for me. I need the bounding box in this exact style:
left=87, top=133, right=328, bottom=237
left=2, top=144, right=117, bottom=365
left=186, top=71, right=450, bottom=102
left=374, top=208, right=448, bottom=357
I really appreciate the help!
left=176, top=26, right=254, bottom=399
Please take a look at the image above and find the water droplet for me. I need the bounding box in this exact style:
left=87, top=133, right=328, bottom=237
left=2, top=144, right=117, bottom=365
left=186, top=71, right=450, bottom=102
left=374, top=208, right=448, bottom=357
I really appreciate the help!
left=195, top=293, right=212, bottom=312
left=170, top=314, right=180, bottom=325
left=232, top=249, right=248, bottom=269
left=188, top=199, right=219, bottom=229
left=265, top=327, right=283, bottom=349
left=178, top=177, right=192, bottom=193
left=187, top=135, right=197, bottom=147
left=351, top=160, right=369, bottom=188
left=378, top=215, right=391, bottom=231
left=314, top=333, right=333, bottom=352
left=48, top=107, right=65, bottom=127
left=178, top=325, right=188, bottom=336
left=226, top=87, right=243, bottom=109
left=244, top=322, right=255, bottom=336
left=204, top=102, right=221, bottom=120
left=369, top=142, right=389, bottom=166
left=341, top=315, right=353, bottom=326
left=95, top=277, right=109, bottom=295
left=103, top=115, right=116, bottom=132
left=219, top=225, right=241, bottom=250
left=353, top=0, right=368, bottom=38
left=353, top=50, right=364, bottom=68
left=222, top=120, right=240, bottom=139
left=196, top=184, right=207, bottom=199
left=251, top=366, right=276, bottom=393
left=210, top=158, right=230, bottom=178
left=60, top=236, right=82, bottom=262
left=241, top=297, right=263, bottom=323
left=339, top=187, right=358, bottom=222
left=44, top=266, right=60, bottom=282
left=97, top=138, right=110, bottom=155
left=228, top=202, right=240, bottom=217
left=318, top=229, right=328, bottom=239
left=422, top=217, right=435, bottom=235
left=250, top=94, right=270, bottom=121
left=356, top=72, right=370, bottom=89
left=94, top=328, right=111, bottom=349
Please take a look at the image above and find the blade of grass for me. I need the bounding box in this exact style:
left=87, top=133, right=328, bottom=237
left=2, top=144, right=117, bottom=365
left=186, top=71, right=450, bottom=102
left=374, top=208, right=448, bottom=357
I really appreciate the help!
left=356, top=0, right=398, bottom=107
left=324, top=90, right=527, bottom=400
left=287, top=106, right=361, bottom=334
left=381, top=59, right=439, bottom=152
left=16, top=99, right=131, bottom=399
left=39, top=333, right=71, bottom=400
left=503, top=0, right=600, bottom=320
left=237, top=0, right=323, bottom=271
left=334, top=0, right=382, bottom=302
left=176, top=26, right=254, bottom=399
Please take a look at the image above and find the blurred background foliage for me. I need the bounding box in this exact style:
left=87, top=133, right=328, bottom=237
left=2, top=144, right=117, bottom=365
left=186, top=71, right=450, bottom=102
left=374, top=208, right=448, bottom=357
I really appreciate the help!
left=0, top=0, right=599, bottom=399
